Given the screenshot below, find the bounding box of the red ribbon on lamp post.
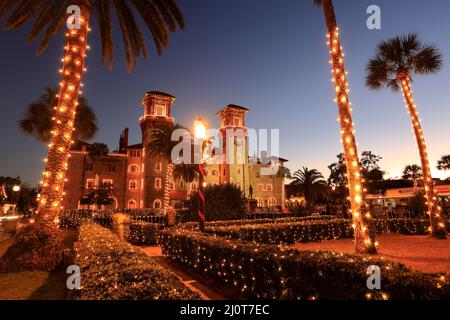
[195,118,207,232]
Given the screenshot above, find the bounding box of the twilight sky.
[1,0,449,185]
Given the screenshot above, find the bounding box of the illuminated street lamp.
[194,118,207,232]
[12,185,21,214]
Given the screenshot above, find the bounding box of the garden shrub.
[185,184,246,221]
[126,221,162,245]
[75,222,200,300]
[0,222,64,272]
[159,228,450,300]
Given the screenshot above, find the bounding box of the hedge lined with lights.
[125,221,162,246]
[75,223,200,300]
[204,219,450,244]
[159,228,450,300]
[206,219,352,244]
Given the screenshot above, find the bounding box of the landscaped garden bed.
[75,223,200,300]
[159,228,450,300]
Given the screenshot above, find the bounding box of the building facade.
[62,91,286,211]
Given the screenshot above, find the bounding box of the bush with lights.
[125,221,163,246]
[159,228,450,300]
[75,222,200,300]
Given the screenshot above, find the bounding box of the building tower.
[217,104,251,197]
[140,91,175,209]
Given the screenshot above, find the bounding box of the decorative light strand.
[327,27,377,253]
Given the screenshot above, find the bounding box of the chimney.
[119,128,129,152]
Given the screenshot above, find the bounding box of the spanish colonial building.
[62,91,287,210]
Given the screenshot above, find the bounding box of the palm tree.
[291,167,329,206]
[402,164,422,191]
[366,33,446,239]
[1,0,184,223]
[147,124,186,216]
[19,87,97,143]
[173,163,200,198]
[437,155,450,171]
[313,0,376,253]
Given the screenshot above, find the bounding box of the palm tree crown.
[366,33,443,91]
[19,87,97,143]
[437,155,450,171]
[147,124,186,161]
[0,0,185,70]
[291,167,329,205]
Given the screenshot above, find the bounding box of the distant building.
[63,91,287,210]
[367,185,450,207]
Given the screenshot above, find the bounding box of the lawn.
[0,227,76,300]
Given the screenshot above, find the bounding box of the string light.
[37,10,91,221]
[326,27,376,253]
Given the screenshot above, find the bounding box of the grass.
[0,227,77,300]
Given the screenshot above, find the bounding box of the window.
[128,200,136,209]
[103,179,113,187]
[129,150,141,157]
[233,117,241,127]
[86,179,95,189]
[257,184,264,192]
[129,164,139,173]
[155,104,165,116]
[108,164,116,172]
[86,163,93,171]
[268,197,277,207]
[256,198,264,207]
[266,184,273,192]
[192,182,198,190]
[212,169,219,176]
[155,178,162,189]
[155,162,162,172]
[237,168,241,175]
[129,180,137,190]
[153,199,162,209]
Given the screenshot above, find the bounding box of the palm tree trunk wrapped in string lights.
[38,5,91,223]
[315,0,377,253]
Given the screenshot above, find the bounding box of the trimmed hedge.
[206,219,352,244]
[159,228,450,300]
[126,222,162,246]
[75,223,200,300]
[203,219,450,244]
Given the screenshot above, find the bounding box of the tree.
[187,184,245,222]
[19,87,97,143]
[148,124,186,214]
[88,142,109,157]
[366,33,446,239]
[291,167,330,206]
[437,155,450,171]
[313,0,376,253]
[402,165,422,190]
[1,0,184,224]
[85,182,114,208]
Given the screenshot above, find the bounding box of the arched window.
[128,199,136,209]
[212,169,219,176]
[268,197,277,207]
[256,197,264,207]
[129,180,137,190]
[129,164,139,173]
[155,178,162,189]
[153,199,162,209]
[192,182,198,190]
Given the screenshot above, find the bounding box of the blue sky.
[1,0,450,184]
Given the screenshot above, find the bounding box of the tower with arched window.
[140,91,175,209]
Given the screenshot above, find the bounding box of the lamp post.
[194,118,207,232]
[12,185,21,214]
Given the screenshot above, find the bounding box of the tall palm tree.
[402,164,422,191]
[19,87,97,143]
[437,155,450,172]
[313,0,376,253]
[173,163,200,198]
[291,167,329,206]
[366,33,446,239]
[147,124,186,215]
[1,0,184,223]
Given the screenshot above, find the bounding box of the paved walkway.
[290,234,450,274]
[142,246,232,300]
